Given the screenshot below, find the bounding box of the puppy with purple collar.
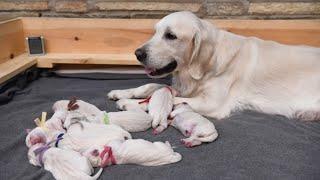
[169,103,218,147]
[28,143,103,180]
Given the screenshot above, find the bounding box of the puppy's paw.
[181,139,201,148]
[152,126,166,135]
[108,90,132,100]
[116,99,130,110]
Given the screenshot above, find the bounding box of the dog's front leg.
[174,97,231,120]
[108,83,165,100]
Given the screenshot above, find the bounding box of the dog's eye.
[164,32,177,40]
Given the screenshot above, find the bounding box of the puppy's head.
[27,143,44,166]
[135,11,215,79]
[25,127,47,148]
[82,145,115,167]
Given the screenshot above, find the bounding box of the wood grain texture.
[19,17,320,68]
[0,53,37,84]
[0,18,26,64]
[22,18,155,55]
[36,53,139,68]
[212,20,320,47]
[22,18,320,54]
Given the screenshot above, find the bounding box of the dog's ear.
[188,31,202,80]
[188,22,215,80]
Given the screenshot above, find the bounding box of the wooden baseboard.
[36,53,139,68]
[0,54,37,84]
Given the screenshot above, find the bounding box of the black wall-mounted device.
[26,36,45,55]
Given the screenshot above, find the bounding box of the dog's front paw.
[108,90,132,100]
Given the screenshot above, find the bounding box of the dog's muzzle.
[145,60,177,77]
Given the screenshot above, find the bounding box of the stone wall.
[0,0,319,20]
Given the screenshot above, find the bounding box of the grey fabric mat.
[0,73,319,180]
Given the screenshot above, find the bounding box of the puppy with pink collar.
[169,103,219,147]
[82,139,182,167]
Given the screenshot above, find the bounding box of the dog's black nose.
[135,48,147,62]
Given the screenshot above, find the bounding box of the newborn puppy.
[60,117,132,154]
[26,127,49,148]
[66,110,152,133]
[91,110,153,132]
[28,143,102,180]
[44,110,67,132]
[26,111,67,148]
[170,103,219,147]
[83,139,182,167]
[53,99,101,120]
[148,87,176,134]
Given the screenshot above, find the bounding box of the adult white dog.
[108,11,320,123]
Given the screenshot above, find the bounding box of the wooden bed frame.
[0,17,320,84]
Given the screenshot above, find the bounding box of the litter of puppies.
[25,86,218,179]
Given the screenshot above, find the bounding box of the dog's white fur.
[53,100,101,120]
[60,119,132,154]
[62,104,152,132]
[45,111,67,132]
[108,11,320,121]
[28,144,102,180]
[148,87,174,133]
[85,110,153,132]
[170,103,218,147]
[83,139,182,167]
[56,99,153,132]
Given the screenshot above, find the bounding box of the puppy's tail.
[169,152,182,164]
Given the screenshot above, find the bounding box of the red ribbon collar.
[100,146,116,167]
[138,86,174,104]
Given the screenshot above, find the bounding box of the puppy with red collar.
[82,139,182,167]
[169,103,219,147]
[148,87,177,134]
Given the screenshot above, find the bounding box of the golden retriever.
[108,11,320,123]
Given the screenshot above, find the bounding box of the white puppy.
[65,108,153,133]
[82,139,182,167]
[26,127,51,148]
[148,87,176,134]
[60,118,132,154]
[94,111,152,132]
[28,143,102,180]
[44,111,67,132]
[53,99,101,120]
[170,103,218,147]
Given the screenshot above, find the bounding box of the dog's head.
[135,11,218,79]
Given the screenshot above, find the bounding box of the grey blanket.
[0,73,319,180]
